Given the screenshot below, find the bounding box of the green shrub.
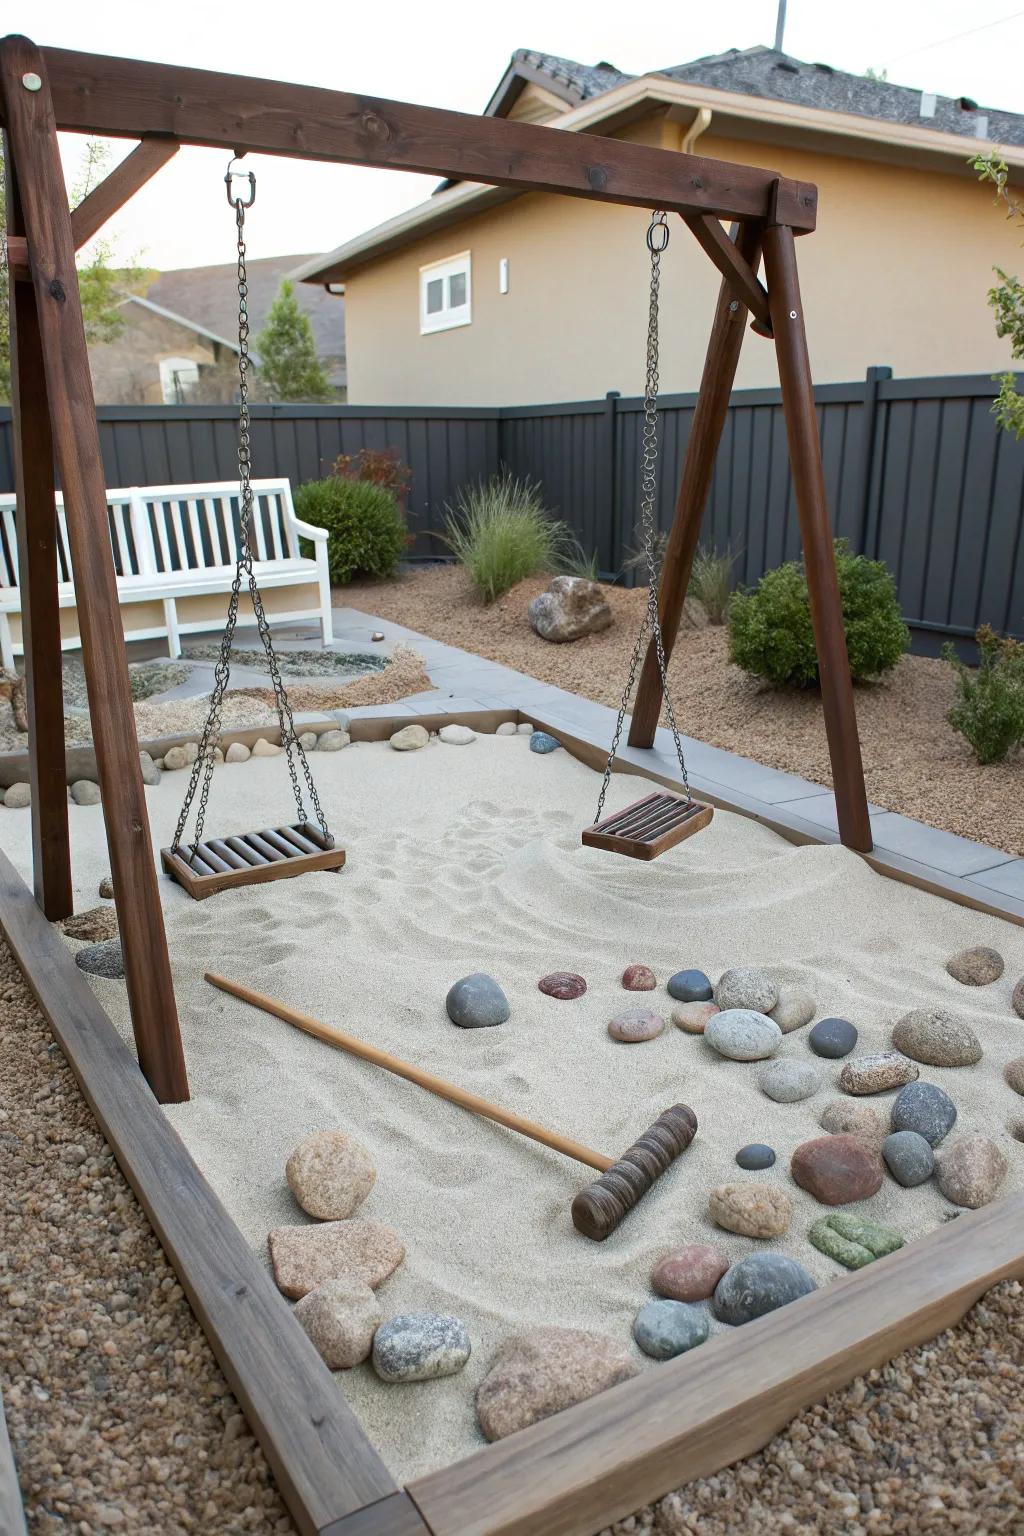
[294,477,407,584]
[943,625,1024,764]
[729,541,909,688]
[442,471,572,602]
[690,542,741,623]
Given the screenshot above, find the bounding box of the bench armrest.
[289,516,329,543]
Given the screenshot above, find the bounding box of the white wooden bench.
[0,478,333,671]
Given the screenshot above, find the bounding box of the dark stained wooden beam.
[0,34,190,1100]
[3,136,73,920]
[69,137,179,249]
[5,40,818,230]
[682,213,772,331]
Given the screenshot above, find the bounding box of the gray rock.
[390,724,429,752]
[890,1081,957,1146]
[4,782,30,808]
[714,967,779,1014]
[139,754,161,786]
[705,1009,782,1062]
[182,741,200,764]
[667,969,713,1003]
[759,1058,821,1103]
[712,1253,817,1327]
[98,875,114,900]
[162,746,189,771]
[496,721,517,736]
[809,1017,858,1059]
[770,988,816,1033]
[317,730,351,752]
[439,724,476,745]
[945,946,1004,986]
[632,1299,708,1361]
[225,742,251,763]
[69,779,101,805]
[372,1312,471,1382]
[527,575,613,643]
[882,1130,935,1187]
[735,1143,776,1170]
[74,937,124,979]
[446,973,510,1029]
[298,732,319,751]
[529,731,561,754]
[892,1009,982,1068]
[517,722,534,735]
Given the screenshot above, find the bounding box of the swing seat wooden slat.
[582,792,713,861]
[161,822,345,899]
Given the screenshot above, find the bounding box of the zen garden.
[1,18,1024,1536]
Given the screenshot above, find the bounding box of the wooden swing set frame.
[9,38,1015,1536]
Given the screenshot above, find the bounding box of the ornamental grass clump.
[690,543,741,624]
[729,541,908,688]
[293,478,408,584]
[443,472,573,603]
[944,625,1024,764]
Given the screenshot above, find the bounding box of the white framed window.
[159,355,200,404]
[419,251,472,335]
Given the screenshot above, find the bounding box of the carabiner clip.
[646,210,670,253]
[225,156,256,209]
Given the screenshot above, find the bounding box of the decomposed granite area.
[14,728,1021,1489]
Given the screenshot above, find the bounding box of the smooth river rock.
[446,973,510,1029]
[946,946,1004,986]
[607,1008,665,1043]
[3,782,30,808]
[293,1279,382,1370]
[529,731,562,754]
[538,971,587,1000]
[372,1312,471,1382]
[790,1134,884,1205]
[285,1130,376,1220]
[819,1100,887,1149]
[708,1182,793,1238]
[735,1142,777,1170]
[390,724,429,752]
[891,1008,983,1068]
[268,1219,405,1299]
[714,966,779,1015]
[651,1244,731,1302]
[759,1059,821,1103]
[251,737,282,758]
[666,969,713,1003]
[69,779,101,805]
[317,730,350,752]
[74,937,124,980]
[770,987,816,1033]
[671,1001,720,1034]
[935,1134,1009,1209]
[439,724,476,745]
[809,1212,904,1269]
[632,1299,708,1361]
[882,1130,935,1187]
[476,1326,638,1441]
[808,1017,858,1059]
[621,964,657,992]
[1004,1057,1024,1096]
[1013,978,1024,1021]
[225,742,251,763]
[712,1253,817,1326]
[890,1081,957,1146]
[838,1051,919,1096]
[705,1009,782,1062]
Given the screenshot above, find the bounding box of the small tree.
[974,153,1024,439]
[255,280,333,402]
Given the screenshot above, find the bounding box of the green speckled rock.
[809,1212,904,1270]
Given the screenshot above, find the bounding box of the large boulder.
[527,576,613,643]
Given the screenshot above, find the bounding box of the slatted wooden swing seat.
[582,791,714,860]
[161,821,345,900]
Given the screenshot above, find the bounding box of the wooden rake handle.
[204,972,614,1172]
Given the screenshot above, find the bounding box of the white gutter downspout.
[680,105,713,155]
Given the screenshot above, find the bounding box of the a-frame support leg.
[628,222,763,748]
[4,136,73,919]
[1,38,189,1101]
[762,223,872,852]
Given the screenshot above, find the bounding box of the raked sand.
[4,732,1024,1483]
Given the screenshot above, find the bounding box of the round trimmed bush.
[294,478,407,584]
[729,542,908,688]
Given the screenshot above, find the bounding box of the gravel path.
[2,931,1022,1533]
[343,567,1024,856]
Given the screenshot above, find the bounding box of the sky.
[9,0,1024,272]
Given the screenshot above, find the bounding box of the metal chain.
[171,163,332,857]
[592,210,692,826]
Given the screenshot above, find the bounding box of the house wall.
[341,113,1024,405]
[88,309,233,406]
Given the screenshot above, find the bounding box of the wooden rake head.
[571,1104,698,1241]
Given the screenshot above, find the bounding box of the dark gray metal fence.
[2,368,1022,641]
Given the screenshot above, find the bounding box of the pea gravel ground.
[343,566,1024,857]
[3,933,1023,1533]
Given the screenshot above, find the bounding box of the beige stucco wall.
[342,115,1023,405]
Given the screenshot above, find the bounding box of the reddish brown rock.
[538,972,587,1000]
[476,1326,637,1441]
[671,1001,720,1034]
[268,1219,404,1300]
[621,964,656,991]
[651,1244,731,1302]
[790,1134,884,1206]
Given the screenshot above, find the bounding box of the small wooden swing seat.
[161,822,345,900]
[582,792,713,861]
